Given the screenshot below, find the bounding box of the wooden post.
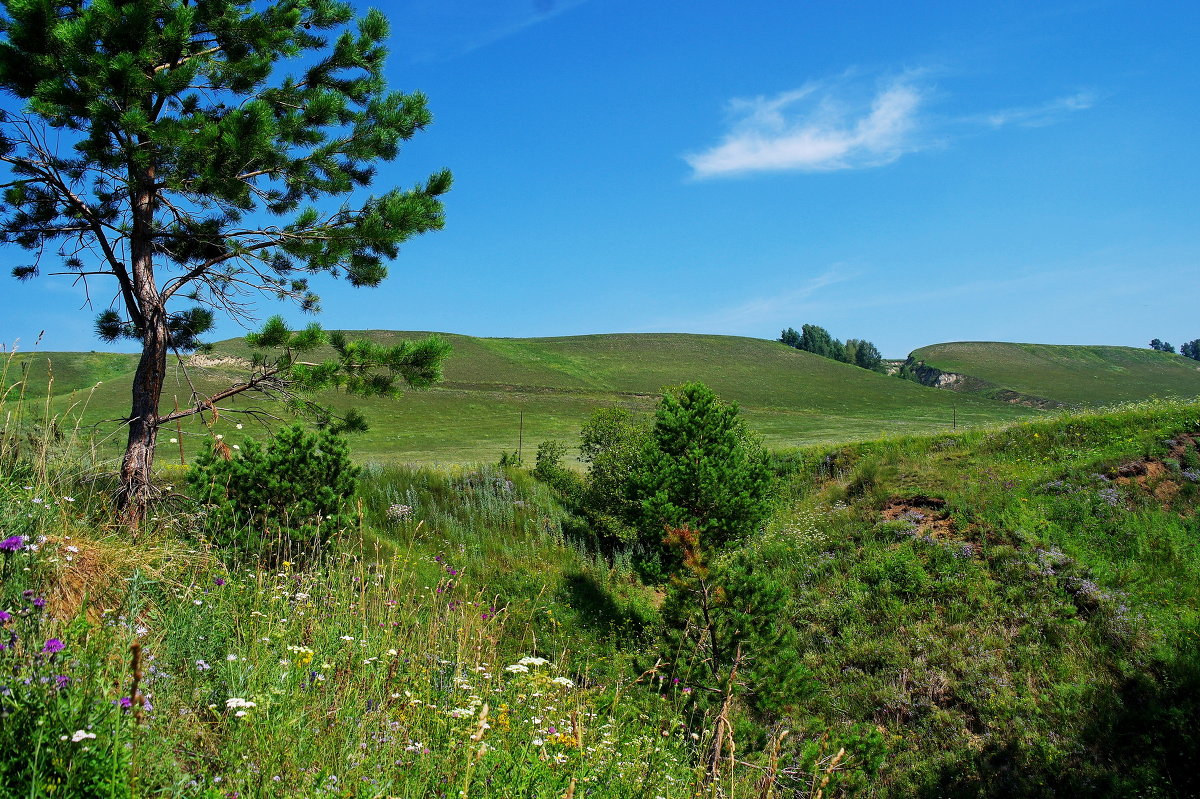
[518,410,524,465]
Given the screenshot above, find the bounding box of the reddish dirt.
[881,495,956,538]
[1112,433,1197,506]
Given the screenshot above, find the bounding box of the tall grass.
[1,370,706,797]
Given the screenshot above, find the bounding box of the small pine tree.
[660,526,814,769]
[629,383,772,572]
[188,424,359,561]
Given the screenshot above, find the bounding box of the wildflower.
[550,676,575,688]
[196,660,211,671]
[71,730,97,743]
[236,423,243,429]
[340,635,354,641]
[64,496,75,502]
[505,664,529,674]
[43,638,65,654]
[0,535,24,552]
[215,434,224,440]
[0,611,10,623]
[214,578,226,587]
[226,697,256,710]
[119,697,133,709]
[169,438,178,444]
[55,675,71,689]
[65,545,79,553]
[32,597,45,608]
[226,654,238,661]
[518,656,549,667]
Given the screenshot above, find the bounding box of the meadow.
[3,342,1200,797]
[908,342,1200,407]
[8,332,1038,465]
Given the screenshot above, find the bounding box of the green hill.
[9,332,1038,464]
[906,341,1200,407]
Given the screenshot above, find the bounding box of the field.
[908,341,1200,407]
[4,355,1199,796]
[9,332,1040,465]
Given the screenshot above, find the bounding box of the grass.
[12,331,1038,466]
[756,398,1200,796]
[5,341,1200,797]
[909,341,1200,407]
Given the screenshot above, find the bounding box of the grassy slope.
[765,399,1200,796]
[911,341,1200,406]
[14,333,1037,464]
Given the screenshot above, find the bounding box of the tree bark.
[117,152,161,526]
[117,310,167,525]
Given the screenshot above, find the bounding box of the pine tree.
[0,1,451,520]
[630,382,772,570]
[778,327,801,348]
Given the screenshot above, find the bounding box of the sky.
[1,0,1198,357]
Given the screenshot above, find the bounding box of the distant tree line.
[779,324,885,372]
[1151,338,1200,360]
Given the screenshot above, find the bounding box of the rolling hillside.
[7,332,1039,464]
[906,341,1200,407]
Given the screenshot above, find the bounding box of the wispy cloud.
[395,0,590,62]
[975,91,1097,128]
[648,267,855,334]
[685,75,926,179]
[685,73,1096,179]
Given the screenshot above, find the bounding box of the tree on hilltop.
[1150,339,1175,353]
[778,326,801,348]
[0,0,451,521]
[1180,340,1199,361]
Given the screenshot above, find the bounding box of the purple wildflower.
[119,696,133,708]
[0,611,11,623]
[42,638,65,654]
[0,535,24,553]
[55,675,71,689]
[32,597,45,609]
[214,577,226,587]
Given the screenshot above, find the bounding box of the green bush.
[187,424,359,560]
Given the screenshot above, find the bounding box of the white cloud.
[685,75,927,179]
[685,73,1097,179]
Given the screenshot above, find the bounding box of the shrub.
[187,424,359,560]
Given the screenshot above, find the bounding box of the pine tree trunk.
[117,309,167,525]
[117,158,162,526]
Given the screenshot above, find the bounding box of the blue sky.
[2,0,1198,357]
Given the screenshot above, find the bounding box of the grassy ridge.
[910,341,1200,407]
[746,398,1200,795]
[13,333,1038,465]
